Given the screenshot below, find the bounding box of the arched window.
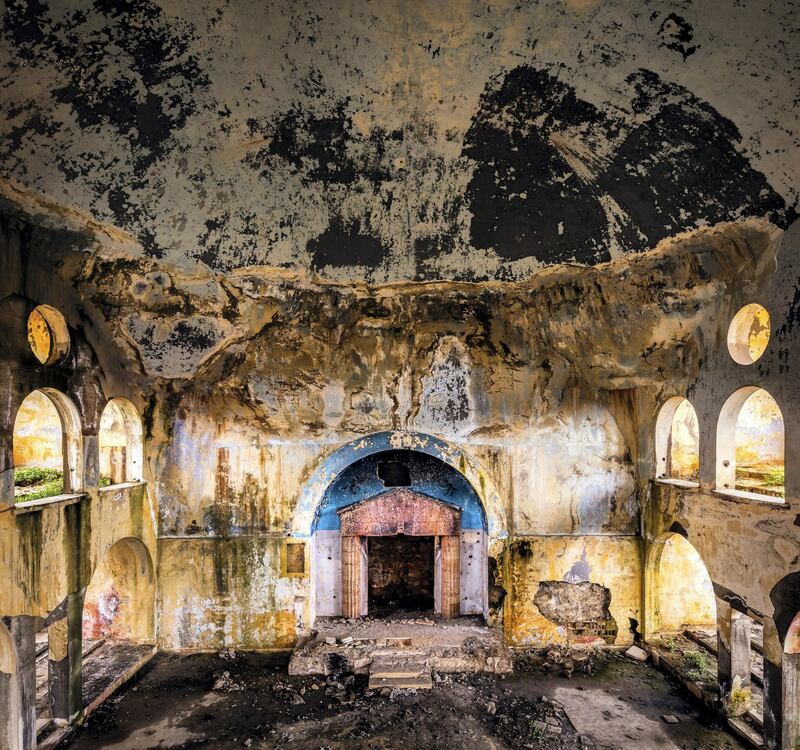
[655,397,700,482]
[98,398,143,486]
[12,389,82,501]
[716,387,784,501]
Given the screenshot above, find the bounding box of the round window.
[27,305,70,365]
[727,303,770,365]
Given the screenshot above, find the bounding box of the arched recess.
[12,388,83,500]
[655,397,700,482]
[83,538,155,644]
[98,398,144,486]
[295,432,505,624]
[0,619,22,750]
[645,532,717,636]
[716,387,784,500]
[293,431,506,543]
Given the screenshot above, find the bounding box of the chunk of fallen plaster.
[661,714,680,724]
[625,645,648,662]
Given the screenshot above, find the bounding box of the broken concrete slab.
[625,646,649,662]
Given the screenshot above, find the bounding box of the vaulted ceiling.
[1,0,797,282]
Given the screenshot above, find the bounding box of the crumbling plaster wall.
[0,0,797,282]
[1,184,787,651]
[0,215,158,628]
[641,219,800,629]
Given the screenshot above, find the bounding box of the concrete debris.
[213,671,244,692]
[624,646,649,662]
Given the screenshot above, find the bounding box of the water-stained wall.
[3,177,789,653]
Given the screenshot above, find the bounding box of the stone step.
[368,654,432,689]
[369,674,433,690]
[370,656,429,678]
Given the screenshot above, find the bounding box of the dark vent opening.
[377,460,411,487]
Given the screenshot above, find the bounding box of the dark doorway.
[368,535,434,616]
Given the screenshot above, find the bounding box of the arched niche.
[716,387,784,501]
[293,431,506,544]
[655,396,700,482]
[99,398,144,486]
[298,433,502,624]
[83,538,155,644]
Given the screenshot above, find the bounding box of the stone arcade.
[0,1,799,748]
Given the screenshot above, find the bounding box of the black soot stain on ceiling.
[2,0,209,172]
[306,216,389,270]
[463,65,796,266]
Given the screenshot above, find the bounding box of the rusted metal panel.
[338,489,461,537]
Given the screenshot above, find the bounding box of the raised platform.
[289,614,512,681]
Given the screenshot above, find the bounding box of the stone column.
[439,535,460,619]
[8,615,37,750]
[718,604,753,716]
[341,535,362,619]
[717,600,733,692]
[730,613,753,684]
[48,592,83,721]
[762,618,786,750]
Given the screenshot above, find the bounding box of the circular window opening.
[727,303,770,365]
[27,305,70,365]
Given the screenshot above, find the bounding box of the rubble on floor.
[63,649,746,750]
[289,614,512,677]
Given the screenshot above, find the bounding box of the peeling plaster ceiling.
[1,0,798,282]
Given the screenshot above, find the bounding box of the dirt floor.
[63,650,745,750]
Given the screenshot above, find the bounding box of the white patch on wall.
[313,531,342,617]
[460,530,487,615]
[416,337,474,437]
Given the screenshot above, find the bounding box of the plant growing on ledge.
[14,467,63,501]
[763,467,785,486]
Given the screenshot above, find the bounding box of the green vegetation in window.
[763,468,785,486]
[14,467,64,502]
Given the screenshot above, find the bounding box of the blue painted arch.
[313,449,487,532]
[292,431,507,546]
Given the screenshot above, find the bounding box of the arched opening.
[648,533,716,635]
[80,538,155,712]
[312,448,488,622]
[655,397,699,482]
[98,398,144,486]
[12,388,82,502]
[646,533,718,694]
[717,387,784,500]
[0,620,22,750]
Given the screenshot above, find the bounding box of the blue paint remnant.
[564,547,591,583]
[313,449,486,532]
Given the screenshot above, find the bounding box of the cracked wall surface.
[1,0,797,282]
[3,180,794,651]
